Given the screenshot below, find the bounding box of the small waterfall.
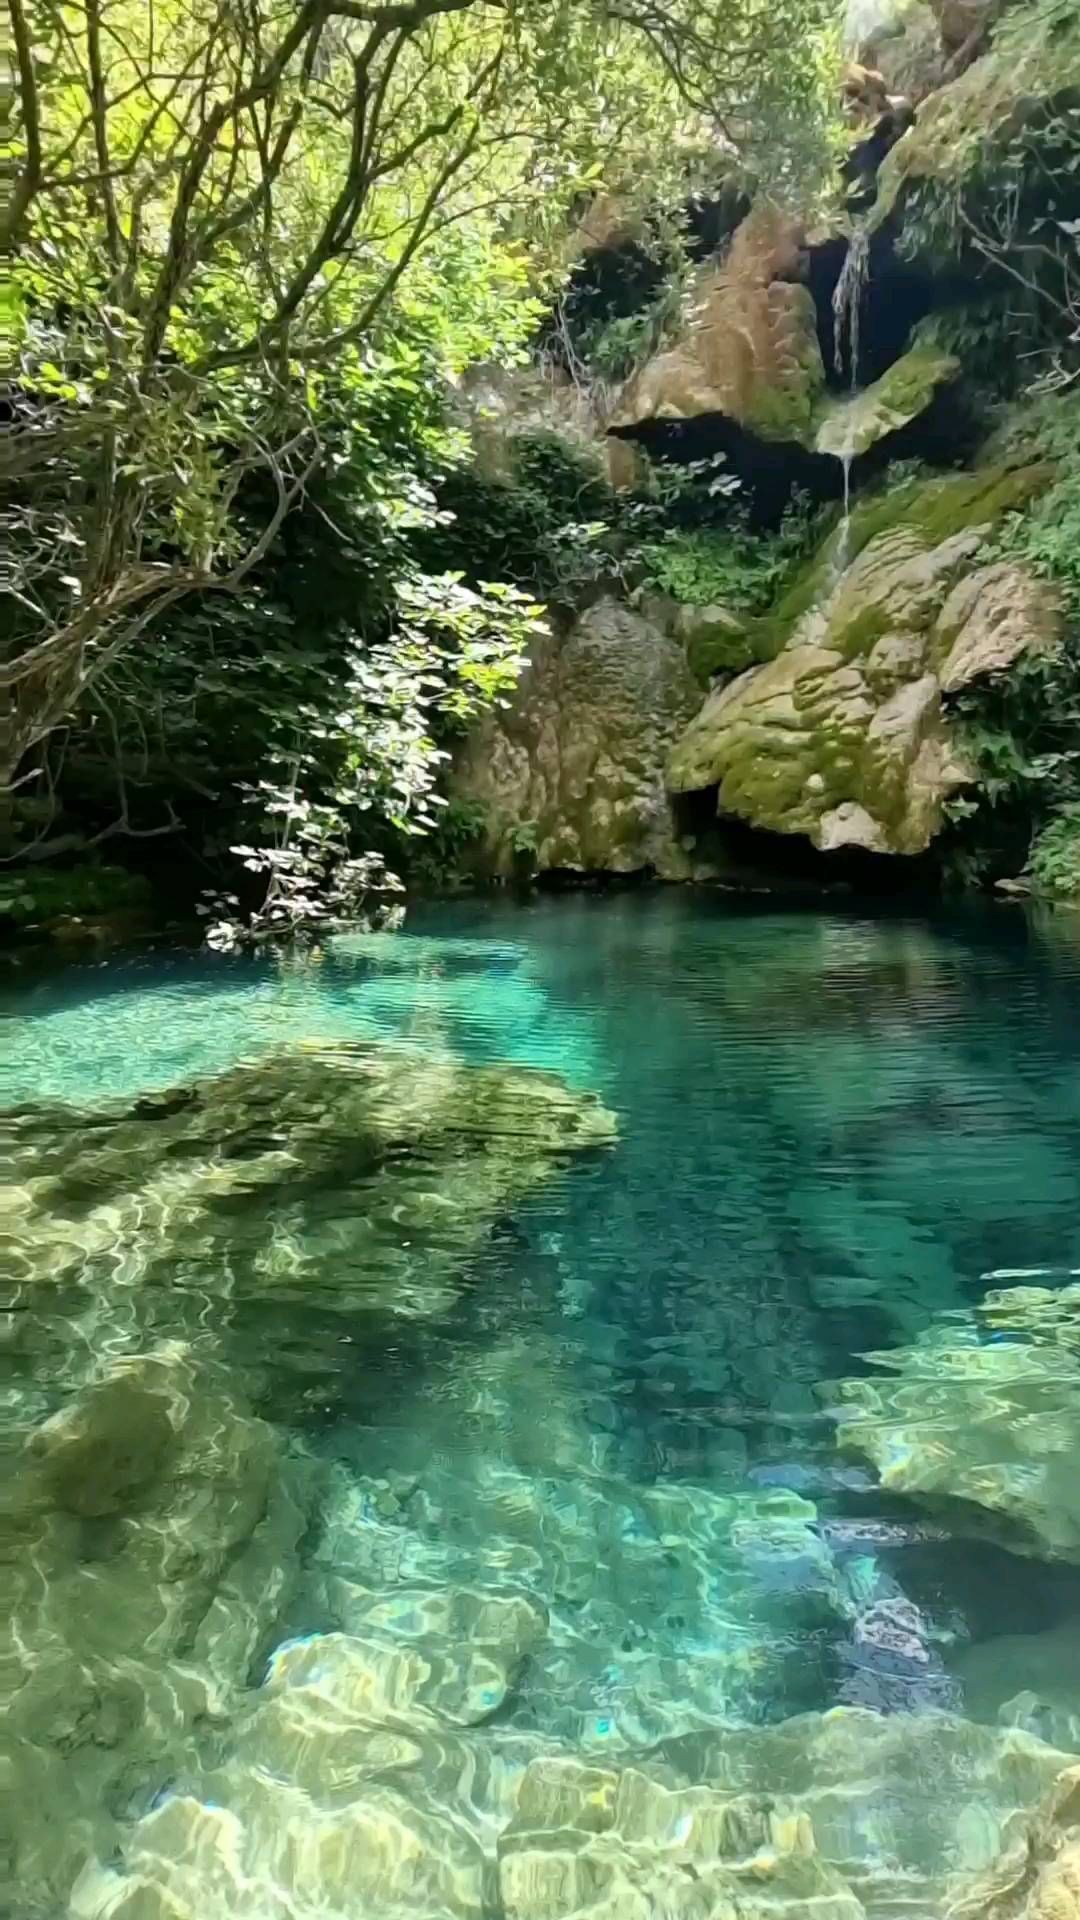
[832,223,870,386]
[836,447,854,576]
[830,224,870,576]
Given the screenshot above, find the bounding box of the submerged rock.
[667,466,1056,854]
[1,1042,614,1912]
[830,1283,1080,1562]
[500,1710,1080,1920]
[4,1041,615,1329]
[452,595,701,879]
[3,1344,314,1915]
[946,1764,1080,1919]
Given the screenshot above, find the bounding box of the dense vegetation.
[5,0,839,937]
[11,0,1080,928]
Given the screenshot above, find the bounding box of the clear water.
[9,891,1080,1917]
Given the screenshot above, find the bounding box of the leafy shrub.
[1028,806,1080,897]
[427,432,620,601]
[639,498,823,614]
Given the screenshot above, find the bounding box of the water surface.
[8,892,1080,1916]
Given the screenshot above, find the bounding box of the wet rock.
[26,1361,178,1518]
[815,347,960,458]
[452,596,701,879]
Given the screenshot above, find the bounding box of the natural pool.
[8,891,1080,1917]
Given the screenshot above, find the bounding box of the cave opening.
[672,795,948,897]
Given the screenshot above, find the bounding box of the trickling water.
[832,222,870,384]
[829,224,871,574]
[9,894,1080,1918]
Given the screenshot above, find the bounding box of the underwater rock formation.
[3,1343,315,1916]
[831,1281,1080,1562]
[452,595,701,879]
[4,1040,615,1333]
[946,1764,1080,1919]
[2,1040,616,1913]
[667,466,1057,854]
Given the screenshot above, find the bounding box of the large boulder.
[452,595,701,879]
[667,467,1057,855]
[611,206,826,445]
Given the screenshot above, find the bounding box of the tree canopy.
[3,0,838,909]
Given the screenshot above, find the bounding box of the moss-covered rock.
[815,347,961,458]
[871,0,1080,247]
[666,465,1056,854]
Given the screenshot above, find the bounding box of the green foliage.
[639,499,823,614]
[7,0,842,926]
[913,301,1037,398]
[426,431,626,601]
[572,271,689,384]
[408,799,489,889]
[1028,805,1080,897]
[945,390,1080,882]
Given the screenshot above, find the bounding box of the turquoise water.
[9,892,1080,1916]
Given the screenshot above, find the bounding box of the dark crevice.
[807,227,945,389]
[675,801,947,897]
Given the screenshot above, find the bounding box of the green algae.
[814,348,961,460]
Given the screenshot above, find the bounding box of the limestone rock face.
[667,468,1057,855]
[452,595,701,879]
[927,0,995,51]
[831,1282,1080,1562]
[815,347,960,458]
[457,362,641,491]
[611,206,825,444]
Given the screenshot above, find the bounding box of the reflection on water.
[8,893,1080,1916]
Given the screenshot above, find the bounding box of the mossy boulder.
[667,465,1056,855]
[815,347,961,458]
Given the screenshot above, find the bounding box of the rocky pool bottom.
[8,895,1080,1917]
